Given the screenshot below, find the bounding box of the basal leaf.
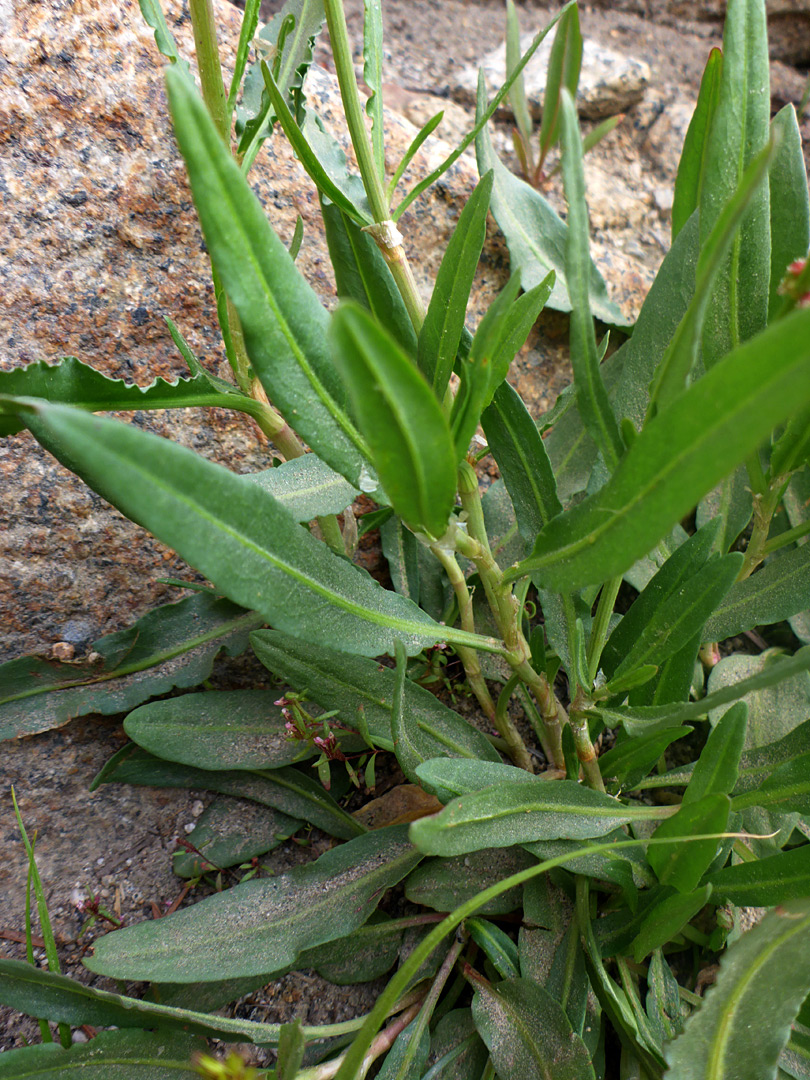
[138,0,191,74]
[124,690,311,771]
[330,304,457,538]
[417,170,493,395]
[647,794,730,893]
[86,825,421,982]
[732,754,810,816]
[165,65,372,486]
[380,515,421,602]
[250,629,500,762]
[404,848,535,915]
[475,76,628,326]
[597,727,690,790]
[0,593,261,741]
[362,0,385,178]
[665,898,810,1079]
[505,306,810,591]
[560,88,623,470]
[632,884,713,963]
[247,454,359,522]
[0,1031,202,1078]
[472,977,595,1080]
[538,3,582,164]
[14,400,487,658]
[707,650,810,751]
[428,1010,489,1080]
[699,0,771,367]
[672,48,723,240]
[467,919,521,980]
[408,778,664,857]
[704,543,810,641]
[94,746,357,839]
[683,702,747,805]
[173,796,297,877]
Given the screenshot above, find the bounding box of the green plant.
[2,0,810,1075]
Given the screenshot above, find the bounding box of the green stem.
[738,481,785,579]
[322,0,427,331]
[762,516,810,555]
[569,689,605,792]
[188,0,230,147]
[587,575,621,685]
[429,544,500,732]
[493,675,535,773]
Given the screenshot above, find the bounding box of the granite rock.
[453,34,652,120]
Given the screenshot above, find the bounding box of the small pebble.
[72,1031,89,1044]
[183,822,196,834]
[191,800,204,817]
[96,857,105,867]
[50,641,75,661]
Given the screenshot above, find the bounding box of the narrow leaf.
[707,844,810,907]
[330,303,457,538]
[247,454,359,522]
[506,0,533,149]
[0,593,261,741]
[472,977,595,1080]
[418,171,493,395]
[137,0,190,73]
[15,400,469,658]
[466,918,521,979]
[704,543,810,641]
[672,47,723,240]
[405,848,535,915]
[769,104,810,317]
[647,794,730,893]
[632,884,713,962]
[165,65,372,486]
[505,306,810,591]
[362,0,385,178]
[85,825,421,982]
[173,797,297,877]
[538,4,583,164]
[665,898,810,1079]
[0,1031,201,1079]
[683,702,747,804]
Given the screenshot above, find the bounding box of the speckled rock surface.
[453,34,652,120]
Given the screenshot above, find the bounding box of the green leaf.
[645,950,686,1044]
[560,88,623,470]
[320,198,417,357]
[647,794,730,893]
[226,0,261,118]
[672,47,723,240]
[700,0,771,367]
[173,796,298,877]
[0,1031,201,1078]
[428,1011,489,1080]
[769,105,810,317]
[137,0,191,74]
[123,690,311,770]
[707,845,810,907]
[612,553,742,684]
[277,1020,306,1080]
[236,0,326,167]
[475,76,628,326]
[0,357,271,438]
[95,746,360,839]
[467,918,521,979]
[0,593,261,741]
[732,754,810,815]
[733,718,810,796]
[506,0,533,149]
[380,515,421,602]
[632,883,713,963]
[665,898,810,1079]
[417,170,493,396]
[15,400,473,658]
[684,702,748,804]
[704,544,810,641]
[303,916,405,984]
[247,454,359,522]
[85,824,421,982]
[471,977,595,1080]
[597,727,690,789]
[250,630,501,762]
[482,381,562,539]
[165,66,372,487]
[707,650,810,751]
[362,0,385,178]
[330,304,457,537]
[376,1020,430,1080]
[408,777,664,856]
[538,4,582,165]
[404,848,535,915]
[505,306,810,591]
[525,830,655,891]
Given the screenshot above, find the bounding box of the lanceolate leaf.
[704,543,810,641]
[330,304,457,538]
[363,0,385,178]
[475,76,628,326]
[0,1030,201,1079]
[538,4,582,164]
[559,88,623,471]
[247,454,359,522]
[250,630,501,762]
[632,884,713,963]
[672,48,723,240]
[408,779,665,857]
[417,170,494,395]
[665,898,810,1079]
[0,593,261,741]
[137,0,191,74]
[173,797,297,877]
[86,825,422,982]
[683,702,747,804]
[0,357,263,438]
[769,105,810,317]
[505,306,810,591]
[123,690,312,770]
[165,66,371,487]
[472,977,595,1080]
[700,0,771,367]
[706,844,810,907]
[646,794,730,893]
[15,400,492,658]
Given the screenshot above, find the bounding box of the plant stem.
[188,0,230,147]
[587,575,621,685]
[429,544,499,728]
[322,0,427,331]
[738,479,787,579]
[762,516,810,555]
[569,687,605,792]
